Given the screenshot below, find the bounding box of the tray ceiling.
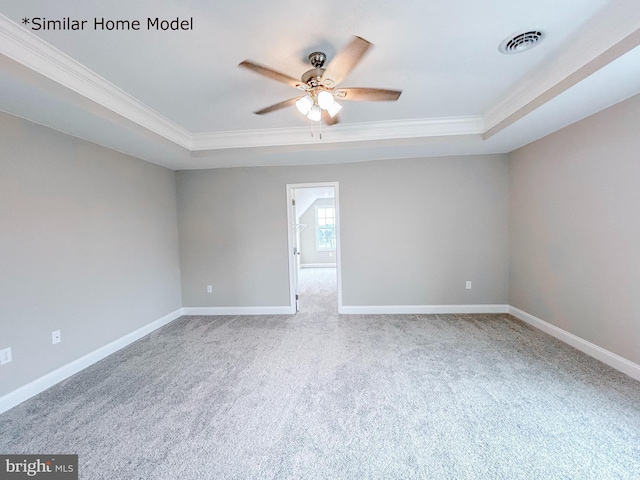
[1,0,639,169]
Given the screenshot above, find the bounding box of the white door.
[287,182,343,314]
[291,191,300,312]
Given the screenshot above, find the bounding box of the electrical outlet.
[206,285,213,294]
[0,347,12,365]
[52,330,61,345]
[466,281,472,290]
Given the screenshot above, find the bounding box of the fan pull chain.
[308,118,322,140]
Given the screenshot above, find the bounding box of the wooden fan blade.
[254,97,301,115]
[322,110,340,125]
[334,88,402,102]
[239,61,303,89]
[321,36,372,87]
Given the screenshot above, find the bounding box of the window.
[315,205,336,251]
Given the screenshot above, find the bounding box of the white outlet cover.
[52,330,61,344]
[466,281,472,289]
[0,347,12,365]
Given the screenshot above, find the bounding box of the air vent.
[499,30,544,54]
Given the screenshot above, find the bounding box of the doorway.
[286,182,342,314]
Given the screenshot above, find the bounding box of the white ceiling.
[294,187,335,221]
[1,0,639,170]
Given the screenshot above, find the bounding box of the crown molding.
[0,14,486,154]
[4,7,635,156]
[483,0,640,138]
[0,14,192,149]
[190,116,484,151]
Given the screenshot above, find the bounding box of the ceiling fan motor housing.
[301,52,329,87]
[301,68,326,87]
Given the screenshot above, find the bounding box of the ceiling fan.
[238,36,402,125]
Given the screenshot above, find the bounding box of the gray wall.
[176,154,509,308]
[0,113,183,395]
[300,198,336,266]
[509,93,640,365]
[4,88,637,398]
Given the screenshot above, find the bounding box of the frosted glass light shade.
[307,105,321,122]
[317,91,335,110]
[295,95,314,115]
[326,101,342,118]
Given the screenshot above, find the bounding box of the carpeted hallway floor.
[1,268,639,479]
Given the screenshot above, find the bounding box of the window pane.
[315,205,336,251]
[317,226,335,249]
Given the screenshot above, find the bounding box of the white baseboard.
[0,308,184,415]
[182,306,293,315]
[508,306,640,382]
[301,263,337,268]
[340,304,510,315]
[3,304,636,415]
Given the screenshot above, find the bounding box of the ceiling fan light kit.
[307,105,322,122]
[317,90,336,110]
[239,36,402,127]
[295,89,343,120]
[295,95,314,115]
[326,100,343,118]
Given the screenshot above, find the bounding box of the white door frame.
[286,182,343,314]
